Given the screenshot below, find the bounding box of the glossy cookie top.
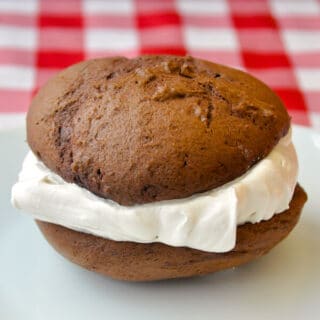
[27,55,290,205]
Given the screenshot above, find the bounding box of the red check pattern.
[0,0,319,130]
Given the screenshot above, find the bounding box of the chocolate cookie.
[27,56,290,205]
[36,185,307,281]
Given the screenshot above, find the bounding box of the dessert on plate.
[12,55,307,281]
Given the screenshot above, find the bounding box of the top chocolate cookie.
[27,55,290,205]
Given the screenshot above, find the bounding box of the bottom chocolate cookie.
[36,184,307,281]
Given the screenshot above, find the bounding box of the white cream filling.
[11,129,298,253]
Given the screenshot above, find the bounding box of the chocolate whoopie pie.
[12,56,307,281]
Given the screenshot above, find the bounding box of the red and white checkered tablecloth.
[0,0,319,130]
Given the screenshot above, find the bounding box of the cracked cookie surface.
[27,55,290,205]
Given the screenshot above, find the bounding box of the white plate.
[1,125,319,320]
